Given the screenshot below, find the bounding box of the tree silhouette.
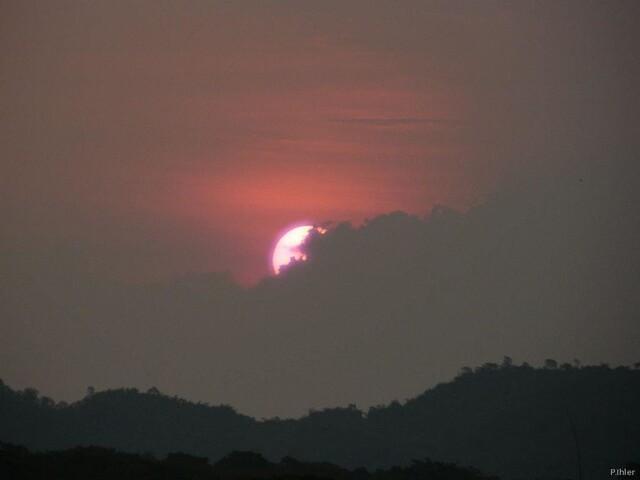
[1,362,639,480]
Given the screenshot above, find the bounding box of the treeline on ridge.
[0,443,499,480]
[1,360,639,480]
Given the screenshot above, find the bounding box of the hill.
[0,443,498,480]
[1,362,639,479]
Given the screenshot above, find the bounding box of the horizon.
[3,358,636,420]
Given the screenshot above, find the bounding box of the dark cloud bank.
[1,149,639,419]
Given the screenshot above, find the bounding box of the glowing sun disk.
[272,225,324,275]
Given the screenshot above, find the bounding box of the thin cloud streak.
[328,118,466,126]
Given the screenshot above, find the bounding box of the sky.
[1,1,639,418]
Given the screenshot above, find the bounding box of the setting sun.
[272,225,325,275]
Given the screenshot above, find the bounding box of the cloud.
[2,152,638,419]
[328,118,466,127]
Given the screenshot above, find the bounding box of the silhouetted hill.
[0,443,499,480]
[2,362,639,479]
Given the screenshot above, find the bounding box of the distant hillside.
[2,362,639,480]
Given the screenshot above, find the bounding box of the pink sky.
[2,1,634,285]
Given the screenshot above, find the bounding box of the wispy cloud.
[328,118,466,126]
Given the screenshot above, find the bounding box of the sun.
[271,225,325,275]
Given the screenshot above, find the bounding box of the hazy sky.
[1,1,639,418]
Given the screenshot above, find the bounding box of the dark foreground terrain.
[2,362,639,479]
[0,443,500,480]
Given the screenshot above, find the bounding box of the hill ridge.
[2,361,639,480]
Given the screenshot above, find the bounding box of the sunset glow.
[3,0,637,429]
